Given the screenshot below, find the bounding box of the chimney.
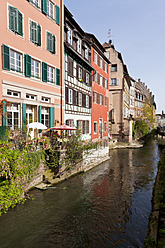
[162,110,164,115]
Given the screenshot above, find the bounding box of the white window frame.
[47,65,54,83]
[79,92,82,106]
[67,27,72,45]
[78,67,82,80]
[26,105,35,125]
[31,58,40,79]
[47,0,54,19]
[68,89,73,104]
[77,38,81,54]
[105,63,107,73]
[111,78,117,85]
[86,73,89,84]
[94,52,97,65]
[10,49,22,73]
[100,75,103,87]
[26,94,36,101]
[94,121,97,134]
[7,103,20,130]
[41,96,50,103]
[41,107,49,127]
[7,90,20,98]
[105,78,107,89]
[30,0,40,8]
[95,72,97,82]
[86,95,89,108]
[100,58,103,69]
[85,46,88,60]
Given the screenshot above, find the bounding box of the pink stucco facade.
[0,0,64,131]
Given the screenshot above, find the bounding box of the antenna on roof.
[108,29,112,44]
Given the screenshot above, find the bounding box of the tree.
[142,97,156,129]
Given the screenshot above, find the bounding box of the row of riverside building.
[0,1,156,141]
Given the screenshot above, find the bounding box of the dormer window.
[77,38,81,54]
[67,27,72,45]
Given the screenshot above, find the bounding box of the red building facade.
[85,34,110,140]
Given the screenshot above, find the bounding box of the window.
[66,119,74,136]
[41,96,50,102]
[86,73,89,85]
[47,31,55,54]
[26,105,34,125]
[10,49,22,73]
[95,72,97,82]
[77,120,82,132]
[86,95,89,108]
[41,107,49,127]
[68,89,73,104]
[94,92,97,103]
[100,76,103,87]
[105,78,107,89]
[86,120,89,134]
[94,122,97,134]
[105,96,107,106]
[30,20,41,46]
[100,58,103,69]
[82,120,86,134]
[8,5,23,36]
[104,122,107,132]
[78,67,82,80]
[31,58,40,79]
[111,78,117,85]
[7,103,20,130]
[47,65,54,83]
[47,0,54,19]
[42,62,60,85]
[67,27,72,45]
[30,0,40,8]
[100,95,103,105]
[94,52,97,65]
[85,46,88,60]
[79,92,82,106]
[68,57,73,76]
[111,64,117,72]
[26,94,36,100]
[105,63,107,73]
[7,90,20,98]
[77,38,81,54]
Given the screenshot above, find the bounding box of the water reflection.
[0,140,160,248]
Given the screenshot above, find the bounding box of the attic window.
[111,64,117,72]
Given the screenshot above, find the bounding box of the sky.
[64,0,165,113]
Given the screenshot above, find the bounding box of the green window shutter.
[42,62,47,82]
[3,44,10,70]
[2,101,7,127]
[47,32,50,51]
[53,35,55,54]
[17,10,23,36]
[22,103,26,128]
[49,107,55,128]
[38,105,42,123]
[56,68,60,86]
[9,6,17,32]
[41,0,47,15]
[24,54,31,77]
[56,5,60,25]
[37,24,41,46]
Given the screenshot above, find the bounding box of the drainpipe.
[60,0,63,124]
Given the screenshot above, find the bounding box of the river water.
[0,139,160,248]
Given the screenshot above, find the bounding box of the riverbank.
[144,145,165,248]
[109,139,143,150]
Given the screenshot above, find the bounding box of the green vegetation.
[0,140,45,216]
[133,119,150,139]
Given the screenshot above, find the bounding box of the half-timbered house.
[64,6,94,140]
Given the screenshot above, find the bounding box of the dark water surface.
[0,140,160,248]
